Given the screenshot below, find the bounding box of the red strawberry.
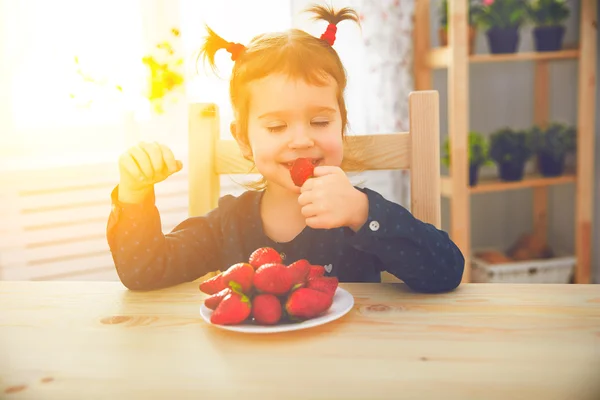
[252,294,282,325]
[307,265,326,280]
[287,259,311,286]
[290,158,315,187]
[307,276,339,297]
[285,288,334,319]
[210,291,252,325]
[199,273,226,295]
[221,263,255,294]
[204,287,232,310]
[253,263,294,295]
[248,247,282,270]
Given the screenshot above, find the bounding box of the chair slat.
[342,133,411,171]
[189,103,221,218]
[215,140,256,174]
[408,91,441,228]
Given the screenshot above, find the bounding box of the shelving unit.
[427,48,580,68]
[440,173,577,196]
[413,0,597,283]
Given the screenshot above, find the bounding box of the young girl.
[106,4,465,293]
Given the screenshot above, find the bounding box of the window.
[0,0,293,166]
[1,0,145,164]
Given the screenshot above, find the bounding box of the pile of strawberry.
[199,247,338,326]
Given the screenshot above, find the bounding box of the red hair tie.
[320,23,337,46]
[226,42,246,61]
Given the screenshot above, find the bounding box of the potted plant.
[438,0,479,54]
[441,131,491,186]
[526,0,571,52]
[489,127,533,181]
[530,122,576,176]
[472,0,529,54]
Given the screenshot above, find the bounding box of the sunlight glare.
[9,0,145,130]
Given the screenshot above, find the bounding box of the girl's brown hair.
[198,3,362,190]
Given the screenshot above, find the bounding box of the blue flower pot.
[538,153,565,177]
[486,27,520,54]
[498,161,525,181]
[469,164,479,186]
[533,26,565,52]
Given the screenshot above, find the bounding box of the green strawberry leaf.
[291,283,304,291]
[229,281,244,294]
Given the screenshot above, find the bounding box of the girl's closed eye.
[266,120,329,132]
[312,119,330,128]
[266,124,287,133]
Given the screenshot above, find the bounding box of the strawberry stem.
[229,281,243,294]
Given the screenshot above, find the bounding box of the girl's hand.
[297,166,369,231]
[117,141,182,204]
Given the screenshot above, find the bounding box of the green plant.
[471,0,529,30]
[442,131,491,167]
[439,0,449,28]
[489,127,534,165]
[530,122,576,160]
[526,0,571,26]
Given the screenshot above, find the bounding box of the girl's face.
[238,73,344,194]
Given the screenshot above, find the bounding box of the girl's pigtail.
[198,25,246,74]
[304,4,360,46]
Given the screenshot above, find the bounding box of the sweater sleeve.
[106,185,224,291]
[346,187,465,293]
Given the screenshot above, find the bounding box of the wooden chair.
[188,90,441,283]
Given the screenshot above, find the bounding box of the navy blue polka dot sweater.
[106,185,465,293]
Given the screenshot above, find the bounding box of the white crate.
[471,249,576,284]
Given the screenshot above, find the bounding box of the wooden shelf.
[415,0,596,284]
[470,49,579,64]
[441,174,575,197]
[427,48,450,68]
[427,48,580,69]
[470,173,576,193]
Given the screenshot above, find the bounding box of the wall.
[432,0,598,282]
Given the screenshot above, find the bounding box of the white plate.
[199,287,354,333]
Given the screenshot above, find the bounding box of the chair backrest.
[188,90,441,282]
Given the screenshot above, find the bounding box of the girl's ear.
[230,121,252,160]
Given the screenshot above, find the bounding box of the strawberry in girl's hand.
[285,288,334,319]
[290,158,315,187]
[287,259,311,286]
[211,291,252,325]
[307,264,326,280]
[253,263,294,295]
[199,273,226,295]
[204,287,232,310]
[252,294,282,325]
[221,263,255,294]
[248,247,282,270]
[307,276,339,297]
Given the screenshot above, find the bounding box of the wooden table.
[1,281,599,400]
